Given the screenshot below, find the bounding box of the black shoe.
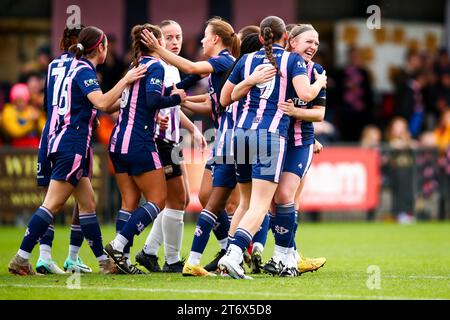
[162,260,184,273]
[204,249,227,272]
[279,266,299,277]
[128,264,147,274]
[135,250,161,272]
[104,243,132,274]
[263,258,284,276]
[251,248,263,274]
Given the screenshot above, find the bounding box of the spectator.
[335,46,374,142]
[0,83,44,148]
[19,46,51,83]
[360,124,381,148]
[96,34,126,92]
[394,69,428,138]
[360,125,382,221]
[434,108,450,153]
[416,131,439,220]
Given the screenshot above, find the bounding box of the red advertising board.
[299,147,381,211]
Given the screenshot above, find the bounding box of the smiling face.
[162,23,183,55]
[200,25,218,57]
[289,29,319,63]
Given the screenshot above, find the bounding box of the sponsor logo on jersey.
[149,78,163,87]
[84,78,99,87]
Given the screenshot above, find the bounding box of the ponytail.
[262,27,281,76]
[68,26,106,59]
[260,16,286,77]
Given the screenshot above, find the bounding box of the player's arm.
[278,101,325,122]
[88,65,147,113]
[141,29,214,75]
[180,110,207,151]
[186,94,209,103]
[181,98,212,117]
[292,69,326,102]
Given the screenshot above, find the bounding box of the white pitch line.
[0,284,447,300]
[383,275,450,280]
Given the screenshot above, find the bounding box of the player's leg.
[266,172,300,277]
[35,151,66,274]
[204,186,240,272]
[219,178,278,279]
[114,172,141,268]
[107,168,166,274]
[161,174,186,272]
[73,177,116,274]
[184,185,233,276]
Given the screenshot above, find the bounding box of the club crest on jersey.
[84,78,99,87]
[297,61,307,68]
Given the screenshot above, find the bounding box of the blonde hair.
[286,24,316,51]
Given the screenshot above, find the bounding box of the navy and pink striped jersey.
[287,62,326,147]
[39,52,78,151]
[228,44,308,137]
[109,56,180,154]
[47,58,100,157]
[208,49,235,129]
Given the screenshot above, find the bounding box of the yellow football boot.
[182,262,217,277]
[298,256,326,274]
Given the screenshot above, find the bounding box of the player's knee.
[77,198,96,213]
[198,191,209,208]
[225,201,238,215]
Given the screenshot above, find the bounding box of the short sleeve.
[146,63,165,95]
[227,57,245,85]
[75,68,101,96]
[207,55,231,74]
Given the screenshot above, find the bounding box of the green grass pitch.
[0,221,449,300]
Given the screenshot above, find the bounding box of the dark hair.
[59,25,85,51]
[260,16,286,76]
[238,25,260,40]
[206,17,240,58]
[68,26,106,59]
[217,33,262,113]
[285,23,298,34]
[130,24,163,68]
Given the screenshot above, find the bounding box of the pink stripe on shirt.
[121,60,156,154]
[269,51,289,133]
[237,52,256,128]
